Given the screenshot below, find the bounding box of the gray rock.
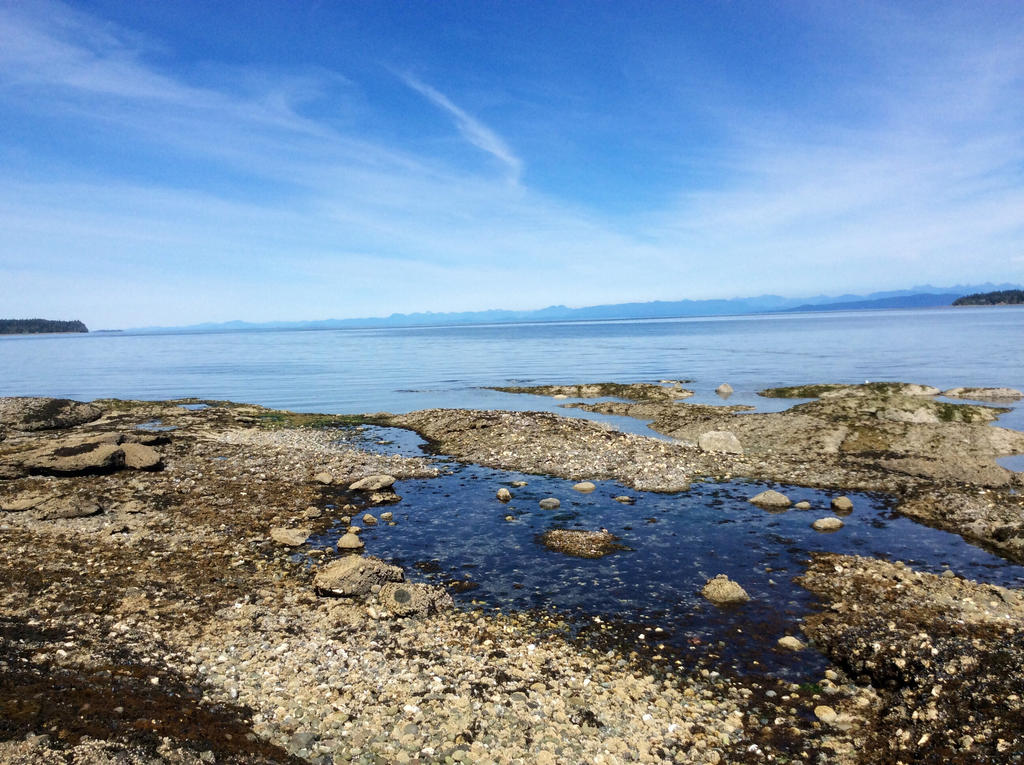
[812,516,844,532]
[613,495,635,504]
[830,496,854,514]
[748,490,791,509]
[511,481,528,487]
[698,430,743,454]
[368,490,401,505]
[496,488,512,502]
[380,511,393,522]
[362,513,378,525]
[349,474,396,491]
[314,471,334,485]
[270,527,311,546]
[572,481,596,493]
[701,574,750,605]
[715,383,734,397]
[313,555,403,597]
[538,498,561,510]
[794,501,812,510]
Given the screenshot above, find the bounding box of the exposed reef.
[2,389,1023,763]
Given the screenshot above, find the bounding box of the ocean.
[2,306,1022,424]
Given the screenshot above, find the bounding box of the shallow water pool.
[312,426,1024,680]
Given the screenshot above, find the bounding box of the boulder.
[0,397,102,432]
[0,492,49,512]
[349,474,396,491]
[270,527,311,546]
[572,481,596,493]
[378,582,453,617]
[33,498,103,520]
[830,496,854,514]
[511,481,528,487]
[613,495,635,504]
[16,434,164,477]
[715,383,734,397]
[362,513,378,525]
[698,430,743,454]
[538,498,561,510]
[496,488,512,502]
[336,532,364,551]
[314,471,334,485]
[313,555,402,597]
[794,501,812,510]
[25,442,125,476]
[748,490,791,510]
[812,516,844,532]
[121,443,162,470]
[367,490,401,505]
[380,511,393,522]
[701,575,750,605]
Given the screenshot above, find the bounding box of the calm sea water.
[2,306,1022,422]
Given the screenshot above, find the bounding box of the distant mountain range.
[132,282,1023,333]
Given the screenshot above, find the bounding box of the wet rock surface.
[800,553,1024,763]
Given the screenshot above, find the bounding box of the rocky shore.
[2,386,1023,763]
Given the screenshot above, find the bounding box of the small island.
[953,289,1024,306]
[0,319,88,335]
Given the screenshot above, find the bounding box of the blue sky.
[1,1,1022,327]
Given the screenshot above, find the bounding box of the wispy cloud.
[0,1,1022,328]
[401,73,523,183]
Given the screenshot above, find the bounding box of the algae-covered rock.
[378,582,453,617]
[540,528,622,558]
[701,574,750,605]
[0,397,103,432]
